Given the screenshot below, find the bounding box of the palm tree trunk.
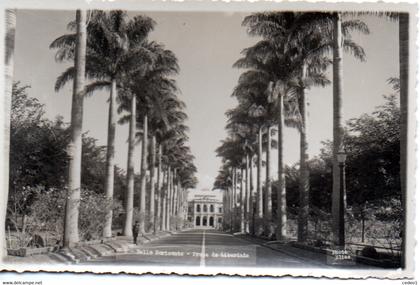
[166,167,171,231]
[149,135,156,233]
[257,128,263,219]
[249,156,255,234]
[399,12,409,269]
[230,178,234,231]
[172,169,177,217]
[332,12,345,246]
[264,126,272,234]
[168,169,172,228]
[231,167,236,231]
[177,187,182,229]
[103,78,117,238]
[178,183,183,227]
[161,168,167,231]
[240,167,245,233]
[276,92,287,241]
[298,66,309,243]
[123,93,136,236]
[64,10,86,247]
[173,172,178,229]
[245,155,250,233]
[156,143,162,232]
[139,114,148,234]
[233,167,237,230]
[172,170,177,229]
[2,9,16,258]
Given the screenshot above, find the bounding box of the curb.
[56,231,182,263]
[234,234,330,267]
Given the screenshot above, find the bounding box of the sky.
[13,10,399,190]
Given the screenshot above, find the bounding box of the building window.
[218,207,222,213]
[209,216,214,227]
[203,204,208,212]
[196,216,201,226]
[196,204,201,212]
[210,204,214,212]
[203,216,208,226]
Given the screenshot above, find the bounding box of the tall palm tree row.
[51,10,197,244]
[51,11,158,238]
[215,11,368,243]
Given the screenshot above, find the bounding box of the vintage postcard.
[0,0,417,281]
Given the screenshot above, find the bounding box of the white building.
[187,189,224,229]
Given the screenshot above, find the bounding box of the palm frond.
[343,38,367,62]
[54,66,75,92]
[85,80,111,97]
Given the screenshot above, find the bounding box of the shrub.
[314,239,325,248]
[78,189,113,241]
[27,187,113,245]
[361,246,379,259]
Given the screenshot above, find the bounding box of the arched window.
[196,216,201,226]
[203,204,208,212]
[196,204,201,212]
[209,216,214,227]
[210,204,214,212]
[203,216,207,226]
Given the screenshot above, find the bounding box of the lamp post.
[336,149,347,247]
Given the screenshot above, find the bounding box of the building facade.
[187,191,223,229]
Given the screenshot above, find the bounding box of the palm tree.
[152,100,187,231]
[216,134,253,232]
[149,133,157,232]
[241,11,368,242]
[118,43,180,234]
[160,126,191,230]
[233,39,302,240]
[158,126,188,231]
[398,12,409,268]
[139,113,148,234]
[65,10,87,247]
[293,11,368,245]
[122,87,136,237]
[168,144,195,229]
[366,12,408,264]
[151,104,186,231]
[377,13,409,265]
[145,49,180,232]
[230,69,278,235]
[214,164,233,229]
[215,138,244,231]
[171,148,196,228]
[2,9,17,257]
[50,11,156,238]
[328,12,368,246]
[225,105,264,233]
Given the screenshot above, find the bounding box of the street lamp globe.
[337,150,347,164]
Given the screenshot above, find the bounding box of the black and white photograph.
[0,0,417,282]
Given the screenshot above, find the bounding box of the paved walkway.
[82,229,313,267]
[5,230,375,268]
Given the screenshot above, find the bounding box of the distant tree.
[9,82,69,192]
[8,82,127,240]
[345,94,400,205]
